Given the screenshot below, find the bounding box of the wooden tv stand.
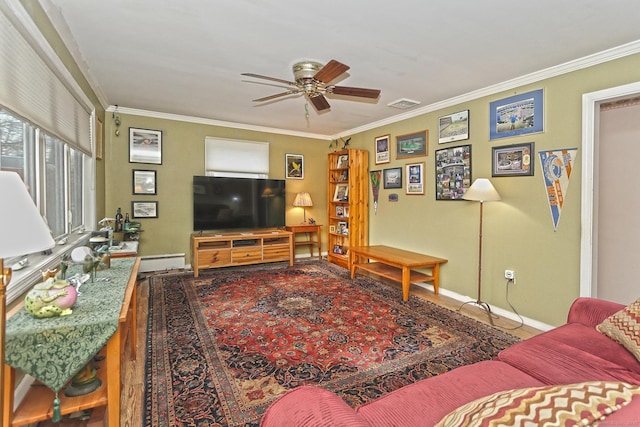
[191,229,294,276]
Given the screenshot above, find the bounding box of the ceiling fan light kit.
[242,59,380,112]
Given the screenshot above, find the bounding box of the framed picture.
[438,110,469,144]
[329,225,336,233]
[95,118,103,160]
[333,183,349,201]
[492,142,535,177]
[490,89,544,140]
[383,167,402,189]
[337,221,349,235]
[335,205,345,217]
[336,154,349,168]
[396,130,428,159]
[406,162,425,195]
[285,153,304,179]
[374,134,390,164]
[132,169,157,195]
[129,127,162,164]
[435,144,472,200]
[132,201,158,218]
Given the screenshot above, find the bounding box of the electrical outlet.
[504,269,516,283]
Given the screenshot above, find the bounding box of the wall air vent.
[387,98,421,109]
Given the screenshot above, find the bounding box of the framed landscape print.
[132,201,158,218]
[438,110,469,144]
[492,142,534,177]
[406,162,425,195]
[129,127,162,164]
[132,169,157,195]
[396,130,428,159]
[489,89,543,140]
[374,134,390,164]
[285,153,304,179]
[435,144,472,200]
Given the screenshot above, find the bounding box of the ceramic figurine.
[24,277,77,318]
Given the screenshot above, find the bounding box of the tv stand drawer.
[198,249,231,268]
[231,247,262,263]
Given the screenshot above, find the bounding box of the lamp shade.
[0,171,55,258]
[293,192,313,207]
[463,178,501,202]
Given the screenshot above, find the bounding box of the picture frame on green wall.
[129,127,162,164]
[285,153,304,179]
[489,89,543,140]
[435,144,472,200]
[492,142,535,177]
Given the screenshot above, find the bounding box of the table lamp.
[293,192,313,224]
[459,178,501,324]
[0,171,55,422]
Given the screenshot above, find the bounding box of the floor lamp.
[293,192,313,224]
[0,171,55,423]
[460,178,501,325]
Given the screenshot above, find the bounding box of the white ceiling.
[41,0,640,139]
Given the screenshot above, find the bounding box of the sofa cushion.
[597,297,640,363]
[434,381,640,427]
[498,323,640,385]
[355,360,543,427]
[260,386,370,427]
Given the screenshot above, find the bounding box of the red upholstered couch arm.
[566,297,625,328]
[260,386,370,427]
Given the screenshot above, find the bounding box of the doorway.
[581,82,640,302]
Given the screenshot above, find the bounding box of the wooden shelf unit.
[327,149,369,269]
[191,229,293,276]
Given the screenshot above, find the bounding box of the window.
[1,107,88,241]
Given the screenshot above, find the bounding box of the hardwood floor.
[37,264,541,426]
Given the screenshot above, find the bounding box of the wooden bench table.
[349,245,448,301]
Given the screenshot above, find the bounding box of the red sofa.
[260,297,640,426]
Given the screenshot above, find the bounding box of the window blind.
[205,137,270,177]
[0,2,92,155]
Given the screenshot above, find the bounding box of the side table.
[286,224,322,261]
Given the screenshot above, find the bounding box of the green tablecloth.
[5,258,136,392]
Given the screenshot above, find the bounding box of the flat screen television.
[193,176,286,231]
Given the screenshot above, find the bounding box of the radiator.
[139,253,186,272]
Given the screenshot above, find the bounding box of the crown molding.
[331,39,640,140]
[106,106,333,140]
[104,39,640,141]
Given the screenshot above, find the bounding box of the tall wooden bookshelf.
[327,149,369,269]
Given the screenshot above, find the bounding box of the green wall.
[103,115,329,260]
[343,54,640,326]
[102,54,640,327]
[23,0,640,326]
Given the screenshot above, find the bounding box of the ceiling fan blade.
[313,59,350,83]
[329,85,381,99]
[241,73,298,87]
[253,90,301,102]
[309,93,331,111]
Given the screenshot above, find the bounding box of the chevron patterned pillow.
[435,381,640,427]
[597,297,640,362]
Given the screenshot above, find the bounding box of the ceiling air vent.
[387,98,421,109]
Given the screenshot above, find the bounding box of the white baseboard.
[415,283,554,332]
[140,253,185,272]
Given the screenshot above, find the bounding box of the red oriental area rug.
[144,261,519,426]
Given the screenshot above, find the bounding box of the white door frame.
[580,81,640,297]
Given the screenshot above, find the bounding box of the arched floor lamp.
[459,178,501,325]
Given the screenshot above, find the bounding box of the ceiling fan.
[241,59,381,112]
